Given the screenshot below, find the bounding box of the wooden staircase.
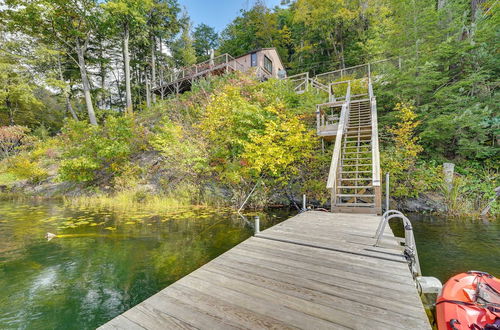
[335,99,378,213]
[286,69,383,215]
[324,80,382,215]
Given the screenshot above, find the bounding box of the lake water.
[0,201,498,329]
[0,200,293,329]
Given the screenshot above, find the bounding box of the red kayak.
[437,271,500,330]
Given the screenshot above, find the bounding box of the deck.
[99,211,430,329]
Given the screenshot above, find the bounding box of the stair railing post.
[254,216,260,235]
[386,173,390,211]
[316,105,321,134]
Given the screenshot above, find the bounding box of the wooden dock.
[99,211,430,329]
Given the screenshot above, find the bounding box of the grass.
[64,188,196,213]
[0,172,18,186]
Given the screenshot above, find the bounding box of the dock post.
[254,216,260,235]
[302,194,307,211]
[385,173,390,211]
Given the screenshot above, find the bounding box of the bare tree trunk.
[123,22,133,114]
[76,38,97,126]
[471,0,486,21]
[151,35,156,103]
[6,98,15,125]
[145,73,151,108]
[57,55,78,120]
[99,38,106,109]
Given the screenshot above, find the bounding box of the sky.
[178,0,283,32]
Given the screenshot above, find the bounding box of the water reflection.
[391,213,500,282]
[0,201,293,329]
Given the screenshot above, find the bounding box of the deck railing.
[286,72,309,93]
[155,53,246,89]
[316,101,343,136]
[315,57,401,85]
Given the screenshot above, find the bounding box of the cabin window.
[251,53,257,67]
[264,55,273,73]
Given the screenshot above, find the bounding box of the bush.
[0,125,31,158]
[7,154,48,183]
[59,117,144,184]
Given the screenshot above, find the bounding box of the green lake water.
[0,201,498,329]
[0,200,293,329]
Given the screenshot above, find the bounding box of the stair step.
[343,151,371,154]
[339,186,373,189]
[343,146,370,149]
[340,178,372,181]
[341,164,372,167]
[341,170,372,173]
[336,203,375,207]
[348,125,372,128]
[344,135,372,138]
[338,194,375,198]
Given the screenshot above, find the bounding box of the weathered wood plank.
[206,260,427,326]
[99,211,431,330]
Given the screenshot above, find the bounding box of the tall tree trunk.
[123,22,133,114]
[76,38,98,126]
[145,73,151,108]
[57,55,78,120]
[151,35,156,103]
[6,98,15,125]
[471,0,486,22]
[99,38,106,109]
[159,36,164,98]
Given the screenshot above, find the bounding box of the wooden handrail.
[326,81,351,191]
[369,79,381,188]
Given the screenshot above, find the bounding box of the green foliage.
[7,154,48,183]
[0,47,43,126]
[149,117,208,175]
[198,76,318,186]
[219,3,289,63]
[382,103,427,197]
[243,115,316,180]
[172,19,197,66]
[193,23,218,59]
[59,117,142,183]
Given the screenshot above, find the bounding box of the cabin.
[231,48,287,80]
[152,48,286,98]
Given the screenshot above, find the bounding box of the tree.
[103,0,154,114]
[0,47,43,126]
[4,0,100,125]
[147,0,182,103]
[219,3,286,58]
[193,24,218,59]
[172,18,197,67]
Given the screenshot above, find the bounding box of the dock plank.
[99,211,431,330]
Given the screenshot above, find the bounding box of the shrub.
[0,125,31,158]
[7,154,48,183]
[382,102,426,197]
[59,117,144,184]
